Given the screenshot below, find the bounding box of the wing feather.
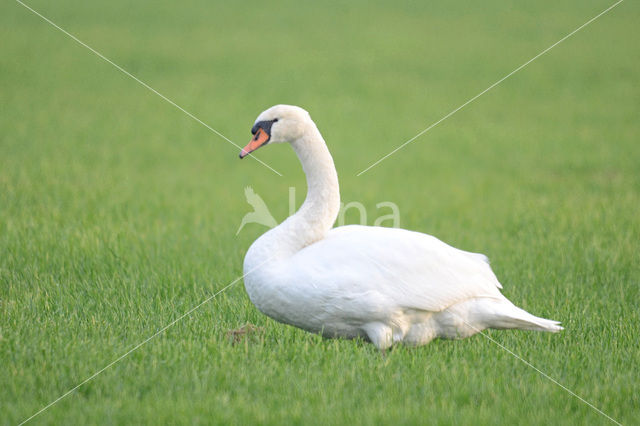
[288,225,504,313]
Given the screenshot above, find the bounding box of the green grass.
[1,0,639,424]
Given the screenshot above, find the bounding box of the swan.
[239,105,562,350]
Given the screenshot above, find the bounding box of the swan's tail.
[471,299,563,333]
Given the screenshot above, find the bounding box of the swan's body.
[240,105,562,349]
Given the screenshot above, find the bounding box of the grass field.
[1,0,639,424]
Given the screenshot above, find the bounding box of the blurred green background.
[1,0,638,424]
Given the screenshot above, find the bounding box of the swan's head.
[239,105,311,158]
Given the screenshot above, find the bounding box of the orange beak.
[239,128,270,159]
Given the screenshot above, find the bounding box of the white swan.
[239,105,562,350]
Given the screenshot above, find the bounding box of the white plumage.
[240,105,562,349]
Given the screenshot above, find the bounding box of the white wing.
[287,225,505,313]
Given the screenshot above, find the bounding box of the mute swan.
[239,105,562,350]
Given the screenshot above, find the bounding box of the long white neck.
[257,121,340,258]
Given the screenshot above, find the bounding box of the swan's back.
[288,225,505,314]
